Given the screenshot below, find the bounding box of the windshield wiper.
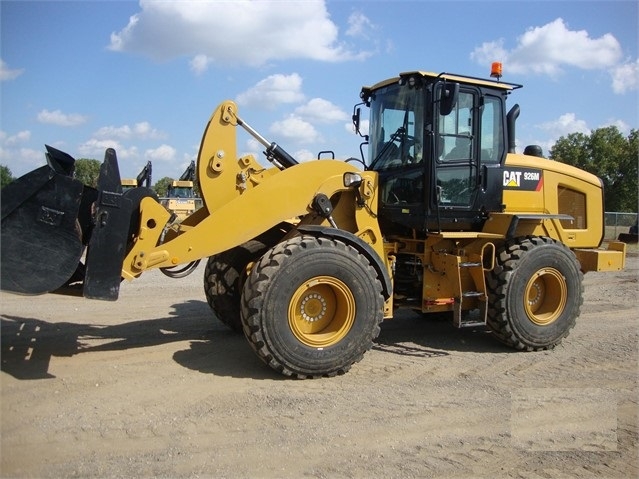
[370,126,406,170]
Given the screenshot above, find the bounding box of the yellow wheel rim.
[288,276,356,348]
[524,267,567,326]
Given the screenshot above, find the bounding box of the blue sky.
[1,0,637,182]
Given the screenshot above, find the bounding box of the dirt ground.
[1,252,637,479]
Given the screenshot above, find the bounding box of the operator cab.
[355,71,522,235]
[168,185,194,198]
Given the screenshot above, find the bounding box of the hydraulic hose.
[160,260,201,278]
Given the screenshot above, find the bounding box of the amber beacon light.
[490,62,502,80]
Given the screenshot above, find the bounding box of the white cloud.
[611,59,639,94]
[538,113,590,137]
[346,12,374,38]
[0,59,24,81]
[1,130,31,146]
[77,138,138,160]
[108,1,365,67]
[0,146,43,171]
[18,147,44,162]
[190,54,212,75]
[292,149,316,162]
[245,138,262,155]
[145,144,176,162]
[600,118,631,134]
[37,109,88,127]
[94,125,132,139]
[94,121,164,140]
[78,138,121,155]
[270,115,321,144]
[294,98,348,123]
[236,73,305,109]
[133,121,163,138]
[470,39,509,66]
[182,150,197,165]
[472,18,622,77]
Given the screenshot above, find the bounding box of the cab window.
[479,96,504,164]
[438,91,474,161]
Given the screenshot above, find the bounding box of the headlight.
[343,172,363,188]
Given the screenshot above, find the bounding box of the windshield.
[368,83,424,171]
[169,187,193,198]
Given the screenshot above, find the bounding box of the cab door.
[432,86,506,231]
[435,88,479,211]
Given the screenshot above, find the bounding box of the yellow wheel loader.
[162,160,198,222]
[121,160,152,192]
[1,69,626,378]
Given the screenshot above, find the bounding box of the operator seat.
[445,136,471,160]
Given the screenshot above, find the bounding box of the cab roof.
[365,70,523,92]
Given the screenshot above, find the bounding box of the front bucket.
[2,146,155,300]
[1,160,88,295]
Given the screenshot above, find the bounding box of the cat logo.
[503,170,522,187]
[503,169,543,191]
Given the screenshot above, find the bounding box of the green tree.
[74,158,102,188]
[550,127,638,212]
[154,176,174,197]
[1,164,14,188]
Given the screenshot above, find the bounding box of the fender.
[296,224,392,300]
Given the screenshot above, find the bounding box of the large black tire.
[240,235,385,378]
[203,240,269,332]
[486,236,584,351]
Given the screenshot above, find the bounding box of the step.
[458,320,487,328]
[462,291,485,298]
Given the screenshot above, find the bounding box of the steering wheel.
[396,135,420,163]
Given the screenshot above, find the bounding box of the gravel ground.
[1,252,637,478]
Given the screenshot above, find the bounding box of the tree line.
[548,127,637,213]
[1,126,637,212]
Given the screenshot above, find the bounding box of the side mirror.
[352,107,361,132]
[352,105,363,136]
[352,103,368,140]
[439,82,459,116]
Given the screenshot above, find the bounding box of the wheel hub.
[300,293,327,322]
[524,267,567,326]
[527,282,543,307]
[288,276,355,348]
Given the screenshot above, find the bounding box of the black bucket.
[1,146,145,300]
[1,152,90,295]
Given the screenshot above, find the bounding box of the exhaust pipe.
[506,104,520,154]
